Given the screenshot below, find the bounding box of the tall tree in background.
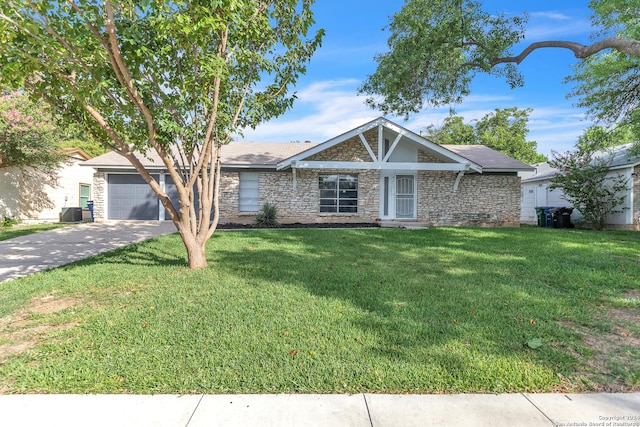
[0,0,323,269]
[424,108,546,164]
[575,125,636,153]
[567,1,640,144]
[0,90,63,170]
[424,116,475,145]
[359,0,640,139]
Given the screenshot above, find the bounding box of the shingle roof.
[441,145,534,171]
[222,141,318,166]
[82,142,319,169]
[83,141,533,172]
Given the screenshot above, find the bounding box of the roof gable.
[277,117,483,172]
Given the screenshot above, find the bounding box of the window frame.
[239,172,260,213]
[79,183,91,209]
[318,174,358,214]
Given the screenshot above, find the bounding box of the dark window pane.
[320,189,337,199]
[339,206,358,213]
[340,190,357,199]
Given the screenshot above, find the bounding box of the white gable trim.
[277,117,482,173]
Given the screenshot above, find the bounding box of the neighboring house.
[0,148,94,223]
[82,117,533,226]
[520,143,640,229]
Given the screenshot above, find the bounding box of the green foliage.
[526,338,543,350]
[575,125,636,153]
[1,215,18,228]
[549,147,629,230]
[359,0,526,116]
[0,91,63,169]
[254,202,280,228]
[360,0,640,128]
[0,0,324,268]
[1,228,639,393]
[425,108,546,164]
[424,116,476,145]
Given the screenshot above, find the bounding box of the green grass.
[0,227,638,394]
[0,223,68,241]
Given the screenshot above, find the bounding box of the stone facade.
[308,134,374,162]
[92,172,106,221]
[220,169,379,224]
[417,172,521,226]
[218,140,521,226]
[90,138,523,228]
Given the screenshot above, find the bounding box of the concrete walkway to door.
[0,221,176,283]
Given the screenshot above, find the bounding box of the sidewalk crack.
[185,394,205,427]
[521,393,556,426]
[362,393,374,427]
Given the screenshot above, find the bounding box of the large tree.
[0,1,323,269]
[359,0,640,129]
[425,108,547,164]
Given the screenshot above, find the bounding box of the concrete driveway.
[0,222,176,283]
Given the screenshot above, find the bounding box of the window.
[79,184,91,209]
[319,174,358,213]
[239,172,260,212]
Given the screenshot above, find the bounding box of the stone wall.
[92,172,106,222]
[308,134,374,162]
[218,169,521,227]
[219,170,379,224]
[417,172,521,227]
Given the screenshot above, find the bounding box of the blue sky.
[240,1,595,157]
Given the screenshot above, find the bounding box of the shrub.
[254,203,280,228]
[2,215,18,228]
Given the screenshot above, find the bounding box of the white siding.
[520,167,634,226]
[0,155,96,223]
[0,168,21,219]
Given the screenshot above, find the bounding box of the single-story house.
[520,143,640,229]
[83,117,533,226]
[0,148,94,223]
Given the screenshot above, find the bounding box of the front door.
[380,172,416,220]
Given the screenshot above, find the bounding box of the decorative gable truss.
[276,117,482,191]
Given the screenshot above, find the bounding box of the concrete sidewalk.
[0,393,638,426]
[0,221,176,283]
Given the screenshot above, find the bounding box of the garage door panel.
[108,174,159,220]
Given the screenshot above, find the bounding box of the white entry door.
[380,172,416,220]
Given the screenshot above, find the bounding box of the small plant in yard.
[254,203,280,228]
[2,215,18,228]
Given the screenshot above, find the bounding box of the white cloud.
[238,79,592,156]
[529,11,571,21]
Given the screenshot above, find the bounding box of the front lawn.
[0,227,638,394]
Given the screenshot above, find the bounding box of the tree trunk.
[176,224,208,269]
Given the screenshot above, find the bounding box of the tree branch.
[490,37,640,67]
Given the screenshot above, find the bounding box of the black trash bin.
[558,207,574,228]
[550,208,561,228]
